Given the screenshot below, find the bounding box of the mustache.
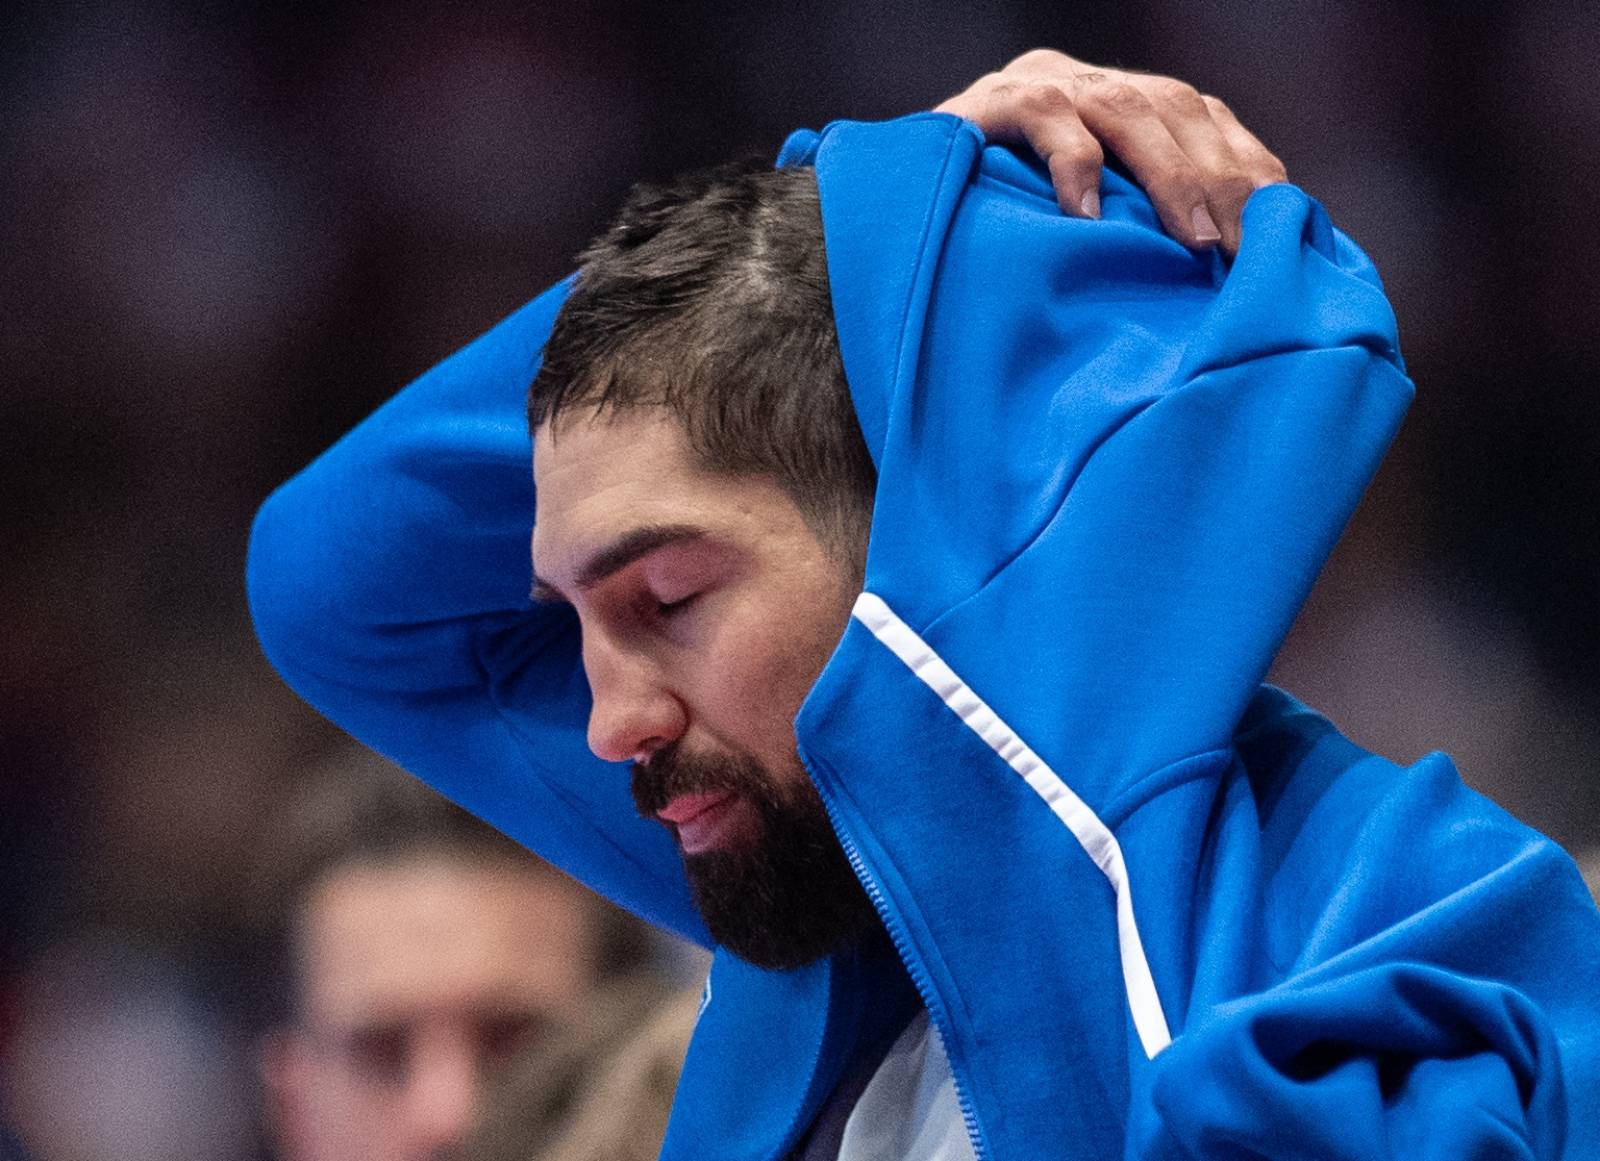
[630,743,772,818]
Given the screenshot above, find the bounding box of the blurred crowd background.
[2,1,1597,1158]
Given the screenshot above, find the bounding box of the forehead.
[534,408,698,527]
[532,409,787,573]
[295,855,598,1023]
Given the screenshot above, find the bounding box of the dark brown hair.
[528,158,875,570]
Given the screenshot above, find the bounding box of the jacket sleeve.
[246,282,706,943]
[1141,960,1576,1160]
[1131,732,1600,1161]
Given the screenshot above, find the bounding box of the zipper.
[809,764,991,1161]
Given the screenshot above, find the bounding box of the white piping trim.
[851,591,1172,1059]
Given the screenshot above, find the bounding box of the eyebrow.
[530,523,708,604]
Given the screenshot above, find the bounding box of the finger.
[990,47,1096,83]
[1198,96,1288,254]
[1070,77,1221,248]
[933,49,1098,120]
[1128,77,1256,255]
[933,70,995,118]
[963,80,1106,218]
[1202,95,1288,190]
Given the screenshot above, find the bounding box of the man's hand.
[937,49,1287,255]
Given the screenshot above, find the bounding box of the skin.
[261,855,602,1161]
[532,409,859,846]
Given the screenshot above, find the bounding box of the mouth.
[656,791,746,855]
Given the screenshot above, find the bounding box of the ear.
[258,1029,313,1161]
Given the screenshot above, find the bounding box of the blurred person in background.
[254,745,653,1161]
[463,975,700,1161]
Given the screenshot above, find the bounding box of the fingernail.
[1079,189,1101,219]
[1191,204,1222,245]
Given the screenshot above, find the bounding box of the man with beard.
[249,50,1600,1160]
[626,744,877,973]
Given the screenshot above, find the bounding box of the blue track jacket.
[248,115,1600,1159]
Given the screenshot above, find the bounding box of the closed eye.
[656,593,699,617]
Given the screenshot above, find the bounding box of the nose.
[400,1024,481,1156]
[583,634,686,764]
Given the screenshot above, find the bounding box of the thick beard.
[632,744,880,970]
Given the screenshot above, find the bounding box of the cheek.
[706,591,850,731]
[300,1062,375,1139]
